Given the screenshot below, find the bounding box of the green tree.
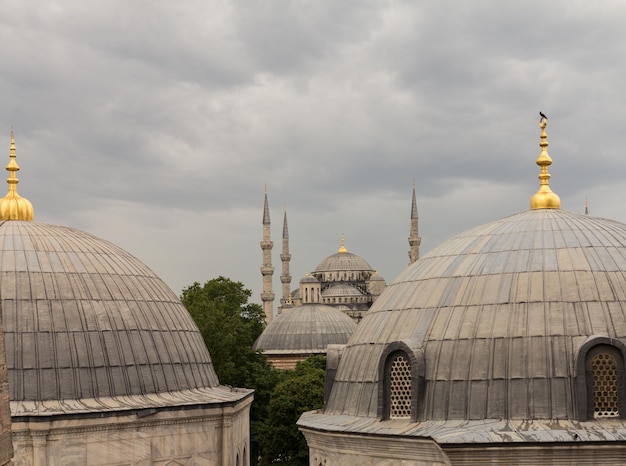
[258,356,326,466]
[181,276,285,464]
[181,276,266,387]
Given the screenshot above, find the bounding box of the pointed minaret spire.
[260,187,275,322]
[408,179,421,264]
[585,197,589,215]
[263,184,271,225]
[530,115,560,210]
[0,129,34,221]
[279,203,292,312]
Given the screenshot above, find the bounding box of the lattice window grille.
[389,353,412,419]
[592,352,620,418]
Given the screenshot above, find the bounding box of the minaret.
[585,198,589,215]
[408,180,421,264]
[0,130,34,221]
[279,204,292,312]
[530,114,560,209]
[260,187,275,323]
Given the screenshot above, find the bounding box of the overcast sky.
[3,1,626,312]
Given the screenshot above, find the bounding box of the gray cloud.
[1,1,626,302]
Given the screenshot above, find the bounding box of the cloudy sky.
[3,1,626,310]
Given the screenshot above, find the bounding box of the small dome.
[0,220,223,413]
[368,271,385,282]
[253,303,356,354]
[314,251,373,273]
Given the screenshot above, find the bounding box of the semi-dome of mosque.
[321,283,365,299]
[0,132,252,466]
[253,303,356,369]
[299,117,626,465]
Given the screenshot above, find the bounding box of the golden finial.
[0,130,34,221]
[530,113,560,210]
[338,233,347,253]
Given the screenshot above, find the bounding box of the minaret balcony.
[260,266,274,275]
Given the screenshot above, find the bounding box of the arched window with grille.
[587,345,625,419]
[387,352,412,418]
[576,337,626,420]
[378,340,425,421]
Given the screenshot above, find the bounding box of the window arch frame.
[575,336,626,420]
[378,339,425,422]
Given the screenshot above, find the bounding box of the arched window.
[386,351,412,419]
[378,340,424,421]
[586,345,625,419]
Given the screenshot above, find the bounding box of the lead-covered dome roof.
[325,209,626,420]
[0,221,234,414]
[253,303,356,354]
[314,252,373,273]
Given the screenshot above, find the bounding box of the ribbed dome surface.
[0,221,219,404]
[253,303,357,353]
[314,252,373,273]
[325,209,626,420]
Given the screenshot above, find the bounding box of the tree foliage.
[257,356,326,466]
[181,276,266,387]
[181,276,286,464]
[181,278,326,466]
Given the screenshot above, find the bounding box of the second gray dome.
[253,303,357,354]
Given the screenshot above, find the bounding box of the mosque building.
[298,117,626,465]
[256,184,420,369]
[0,131,252,466]
[259,183,422,324]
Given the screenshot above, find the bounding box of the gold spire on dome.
[338,233,347,253]
[530,115,560,210]
[0,130,34,221]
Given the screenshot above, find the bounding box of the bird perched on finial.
[539,111,547,120]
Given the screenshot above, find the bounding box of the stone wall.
[11,396,252,466]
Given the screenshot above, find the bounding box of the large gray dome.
[324,209,626,421]
[0,221,222,411]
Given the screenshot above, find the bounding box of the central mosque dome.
[314,235,374,275]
